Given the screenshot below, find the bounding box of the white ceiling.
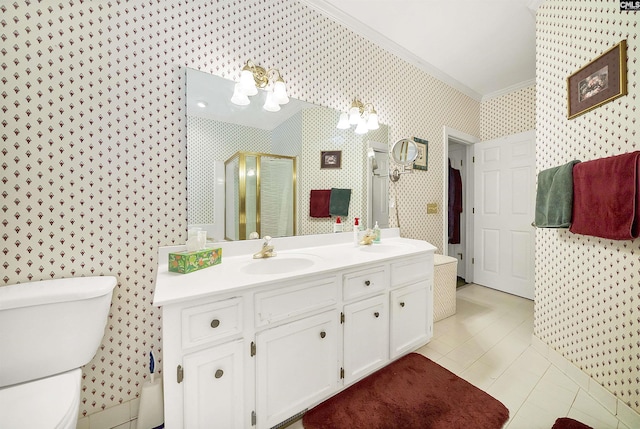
[301,0,543,101]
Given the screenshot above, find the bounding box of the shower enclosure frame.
[224,151,297,241]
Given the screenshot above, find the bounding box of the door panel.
[473,130,535,299]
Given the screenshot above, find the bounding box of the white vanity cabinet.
[155,234,435,429]
[183,339,245,428]
[255,310,339,428]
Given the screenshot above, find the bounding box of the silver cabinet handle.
[215,369,223,379]
[211,319,220,328]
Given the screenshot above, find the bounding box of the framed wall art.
[413,137,428,171]
[567,40,627,119]
[320,150,341,169]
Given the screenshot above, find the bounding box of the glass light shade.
[263,91,281,112]
[367,112,379,130]
[348,106,361,125]
[354,117,368,135]
[230,83,250,106]
[238,69,258,96]
[336,112,350,129]
[273,80,289,105]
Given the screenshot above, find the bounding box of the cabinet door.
[183,340,244,429]
[256,310,338,429]
[390,281,429,358]
[343,294,388,385]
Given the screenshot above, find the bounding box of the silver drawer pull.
[320,331,326,339]
[364,280,371,286]
[374,311,380,318]
[399,302,405,308]
[211,319,220,328]
[215,369,224,379]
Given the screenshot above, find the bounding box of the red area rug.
[552,417,593,429]
[302,353,509,429]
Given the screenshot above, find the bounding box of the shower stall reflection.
[225,151,297,241]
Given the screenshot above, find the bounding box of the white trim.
[481,78,536,102]
[443,127,479,283]
[298,0,483,102]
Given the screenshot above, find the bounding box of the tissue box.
[169,248,222,274]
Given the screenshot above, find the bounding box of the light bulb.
[348,106,360,125]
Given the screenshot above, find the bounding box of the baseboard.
[531,335,640,428]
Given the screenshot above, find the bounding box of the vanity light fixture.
[337,99,379,134]
[230,60,290,111]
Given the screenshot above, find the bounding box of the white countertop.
[153,229,436,306]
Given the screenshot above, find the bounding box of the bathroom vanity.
[154,230,435,429]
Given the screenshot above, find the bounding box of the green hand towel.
[534,160,580,228]
[329,188,351,217]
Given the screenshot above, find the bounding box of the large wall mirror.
[185,67,389,241]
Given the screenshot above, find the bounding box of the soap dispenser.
[334,216,343,233]
[353,218,360,245]
[373,221,381,243]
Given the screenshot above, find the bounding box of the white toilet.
[0,276,116,428]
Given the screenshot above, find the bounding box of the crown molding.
[481,78,536,102]
[299,0,483,102]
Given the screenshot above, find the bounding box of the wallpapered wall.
[535,0,639,413]
[480,85,536,141]
[1,0,479,417]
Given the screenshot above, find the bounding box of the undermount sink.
[241,254,319,275]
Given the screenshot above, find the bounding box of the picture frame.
[567,40,627,119]
[320,150,342,169]
[412,137,428,171]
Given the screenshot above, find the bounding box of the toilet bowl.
[0,369,81,429]
[0,276,116,428]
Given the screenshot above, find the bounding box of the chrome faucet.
[253,236,277,259]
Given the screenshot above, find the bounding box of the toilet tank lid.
[0,276,117,311]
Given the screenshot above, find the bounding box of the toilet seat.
[0,368,81,429]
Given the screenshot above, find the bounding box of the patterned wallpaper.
[480,85,536,141]
[0,0,479,418]
[535,0,639,413]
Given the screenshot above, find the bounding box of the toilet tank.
[0,276,116,388]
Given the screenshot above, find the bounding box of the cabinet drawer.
[390,254,433,288]
[343,266,387,301]
[182,298,242,349]
[255,276,338,327]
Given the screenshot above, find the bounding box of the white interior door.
[368,141,389,229]
[473,130,535,299]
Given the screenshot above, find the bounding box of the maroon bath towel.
[309,189,331,218]
[570,151,640,240]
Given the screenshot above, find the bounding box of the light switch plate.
[427,203,438,214]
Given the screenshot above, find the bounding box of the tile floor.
[290,283,633,429]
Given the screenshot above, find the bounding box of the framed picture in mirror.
[413,137,428,171]
[321,150,342,169]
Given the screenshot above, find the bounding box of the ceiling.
[301,0,543,101]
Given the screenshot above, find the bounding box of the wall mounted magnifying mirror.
[389,138,419,182]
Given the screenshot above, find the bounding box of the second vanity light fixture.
[337,99,379,134]
[230,60,290,111]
